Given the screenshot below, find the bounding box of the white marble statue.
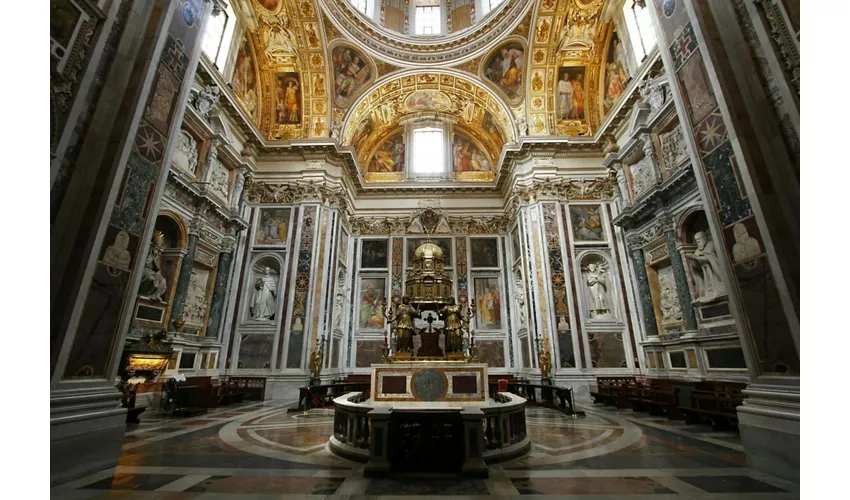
[139,233,168,302]
[251,266,278,320]
[333,292,345,331]
[515,281,527,326]
[103,230,132,270]
[684,231,725,301]
[584,262,611,317]
[732,223,762,263]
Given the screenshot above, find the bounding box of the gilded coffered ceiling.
[232,0,623,187]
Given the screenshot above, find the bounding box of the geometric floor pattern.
[51,401,800,499]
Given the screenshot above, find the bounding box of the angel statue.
[584,261,611,318]
[439,297,470,354]
[385,296,419,353]
[250,265,278,320]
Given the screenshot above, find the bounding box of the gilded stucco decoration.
[244,178,351,214]
[527,0,606,136]
[244,0,330,140]
[320,0,534,67]
[342,71,516,183]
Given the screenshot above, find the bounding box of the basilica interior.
[50,0,801,497]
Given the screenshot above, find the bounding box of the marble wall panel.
[238,334,274,369]
[476,340,505,368]
[355,339,384,368]
[286,206,317,368]
[587,332,626,368]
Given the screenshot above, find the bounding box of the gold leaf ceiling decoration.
[244,0,330,140]
[341,71,517,176]
[527,0,607,136]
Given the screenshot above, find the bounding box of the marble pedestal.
[737,382,800,482]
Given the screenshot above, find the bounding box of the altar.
[371,362,489,406]
[327,238,530,476]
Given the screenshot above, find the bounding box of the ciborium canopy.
[405,238,453,309]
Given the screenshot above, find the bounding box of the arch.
[155,211,187,250]
[676,207,710,246]
[249,252,285,273]
[341,68,519,155]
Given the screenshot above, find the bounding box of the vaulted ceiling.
[229,0,632,184]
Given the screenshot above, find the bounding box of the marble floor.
[51,401,799,499]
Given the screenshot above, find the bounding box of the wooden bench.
[590,376,637,409]
[227,376,266,401]
[628,378,685,419]
[679,381,745,430]
[293,382,370,412]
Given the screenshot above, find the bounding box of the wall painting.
[273,72,302,125]
[470,238,499,268]
[569,204,605,242]
[255,208,291,246]
[358,278,386,329]
[232,36,259,123]
[603,30,629,115]
[556,66,587,121]
[452,132,495,182]
[360,239,389,269]
[332,46,373,106]
[474,277,502,330]
[483,42,525,103]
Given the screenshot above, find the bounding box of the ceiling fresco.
[527,0,608,136]
[238,0,330,140]
[340,71,516,183]
[235,0,625,185]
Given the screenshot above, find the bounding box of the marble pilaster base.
[264,373,310,402]
[737,382,800,482]
[551,373,597,404]
[51,386,126,486]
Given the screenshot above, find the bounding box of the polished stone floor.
[51,401,799,499]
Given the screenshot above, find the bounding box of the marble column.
[169,220,200,329]
[665,229,697,331]
[627,238,659,338]
[205,237,236,340]
[50,0,214,486]
[647,0,799,480]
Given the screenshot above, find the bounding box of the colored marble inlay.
[413,369,446,401]
[455,236,468,303]
[695,109,728,157]
[703,142,752,226]
[160,34,190,80]
[670,22,698,70]
[287,205,317,368]
[110,152,158,235]
[677,52,717,126]
[391,238,403,299]
[542,204,570,322]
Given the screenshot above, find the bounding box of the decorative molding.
[244,178,350,214]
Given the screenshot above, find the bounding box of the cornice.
[320,0,533,67]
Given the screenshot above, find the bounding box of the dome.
[415,241,444,260]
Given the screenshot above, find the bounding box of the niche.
[246,255,282,322]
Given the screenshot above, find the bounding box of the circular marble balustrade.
[218,405,643,468]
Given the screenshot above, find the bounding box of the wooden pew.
[628,378,685,419]
[679,381,745,430]
[590,376,637,409]
[292,382,370,412]
[228,376,266,401]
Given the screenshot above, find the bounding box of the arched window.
[349,0,368,15]
[482,0,505,16]
[201,1,237,71]
[622,0,657,64]
[410,127,444,175]
[415,0,441,35]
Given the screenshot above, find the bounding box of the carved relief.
[173,130,199,175]
[208,154,230,201]
[658,266,682,325]
[659,125,689,173]
[184,267,211,325]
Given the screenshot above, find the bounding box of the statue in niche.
[583,261,611,318]
[439,297,469,354]
[514,281,527,327]
[333,291,345,331]
[250,266,278,320]
[386,296,419,353]
[684,231,725,301]
[138,232,168,302]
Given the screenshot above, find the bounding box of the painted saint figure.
[251,267,277,320]
[558,76,574,120]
